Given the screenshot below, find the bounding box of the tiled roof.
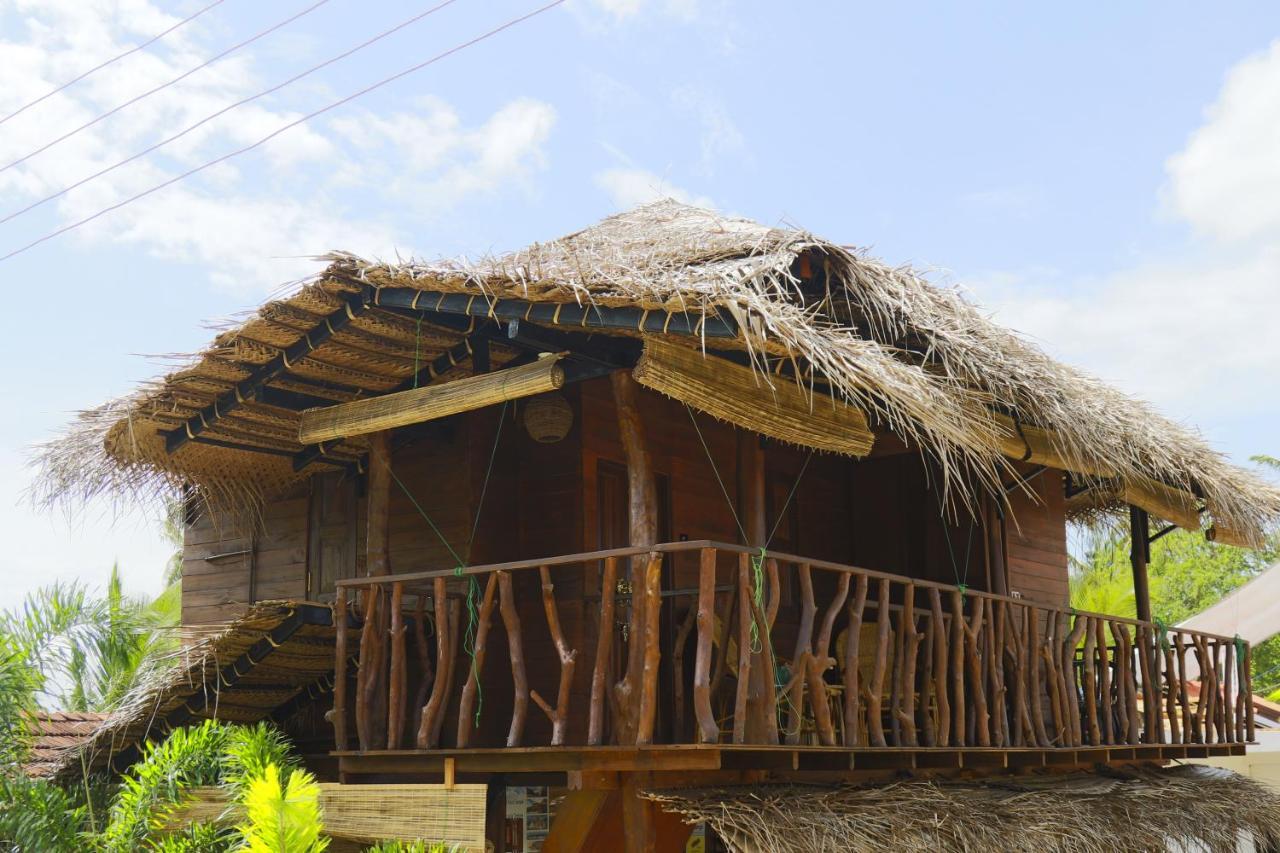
[25,710,109,778]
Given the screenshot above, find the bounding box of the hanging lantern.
[522,393,573,443]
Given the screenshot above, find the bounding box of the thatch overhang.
[44,601,344,780]
[34,200,1280,544]
[24,710,108,778]
[645,765,1280,852]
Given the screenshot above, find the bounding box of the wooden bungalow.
[37,201,1280,851]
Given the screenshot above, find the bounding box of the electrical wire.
[0,0,229,127]
[0,0,333,176]
[0,0,464,228]
[0,0,567,265]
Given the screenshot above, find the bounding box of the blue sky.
[1,0,1278,602]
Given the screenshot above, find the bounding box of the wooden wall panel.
[1005,469,1070,605]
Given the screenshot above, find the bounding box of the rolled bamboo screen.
[299,354,565,444]
[992,414,1116,478]
[633,339,875,456]
[1206,524,1258,549]
[1123,477,1201,531]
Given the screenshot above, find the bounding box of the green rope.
[684,405,748,544]
[1154,616,1171,652]
[1235,633,1247,662]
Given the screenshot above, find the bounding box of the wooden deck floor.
[335,741,1249,782]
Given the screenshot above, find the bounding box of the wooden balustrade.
[329,540,1254,754]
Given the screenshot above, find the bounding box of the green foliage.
[221,724,301,794]
[149,822,233,852]
[99,720,231,851]
[235,765,327,853]
[1070,522,1280,689]
[0,637,37,771]
[0,773,87,852]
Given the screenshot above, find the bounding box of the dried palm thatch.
[645,764,1280,853]
[33,200,1280,543]
[45,601,339,779]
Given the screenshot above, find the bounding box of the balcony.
[329,541,1252,780]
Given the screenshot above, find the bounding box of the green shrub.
[236,764,327,853]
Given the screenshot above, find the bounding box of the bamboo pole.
[531,566,579,746]
[693,548,719,745]
[456,573,498,748]
[331,587,348,751]
[588,556,619,746]
[843,575,868,746]
[498,571,528,748]
[866,579,891,748]
[386,582,407,750]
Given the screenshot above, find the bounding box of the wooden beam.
[1131,505,1152,623]
[369,286,738,339]
[165,292,369,453]
[298,355,565,444]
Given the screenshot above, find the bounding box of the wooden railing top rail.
[334,539,1242,645]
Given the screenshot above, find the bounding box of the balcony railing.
[330,541,1253,755]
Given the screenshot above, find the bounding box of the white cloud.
[0,3,557,294]
[571,0,712,27]
[1165,40,1280,243]
[594,167,713,209]
[966,39,1280,427]
[672,85,746,174]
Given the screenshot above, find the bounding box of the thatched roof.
[24,710,108,778]
[45,602,340,779]
[33,200,1280,543]
[645,765,1280,852]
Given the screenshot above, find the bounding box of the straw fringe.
[644,765,1280,853]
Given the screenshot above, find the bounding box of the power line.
[0,0,567,265]
[0,0,333,176]
[0,0,463,228]
[0,0,229,127]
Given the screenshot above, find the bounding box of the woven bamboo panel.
[633,340,874,456]
[319,783,487,848]
[299,354,565,444]
[163,783,487,850]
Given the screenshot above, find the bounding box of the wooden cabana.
[37,201,1280,851]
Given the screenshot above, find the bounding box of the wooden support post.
[1113,622,1140,744]
[331,587,348,751]
[386,581,406,749]
[985,494,1009,596]
[610,372,658,746]
[1081,615,1100,745]
[1027,607,1049,747]
[693,549,719,745]
[636,553,664,746]
[443,757,456,790]
[672,600,697,742]
[356,584,382,752]
[431,598,461,748]
[1130,505,1152,623]
[411,593,433,743]
[733,553,752,743]
[1096,616,1112,745]
[931,588,951,746]
[589,557,619,746]
[456,573,498,748]
[866,579,891,747]
[498,571,528,747]
[1224,639,1236,743]
[1245,642,1256,742]
[739,434,778,745]
[417,578,451,748]
[1063,613,1087,747]
[787,563,818,745]
[843,575,868,746]
[807,571,849,747]
[949,590,966,746]
[1164,638,1181,745]
[1002,601,1026,747]
[532,566,579,746]
[987,599,1007,747]
[961,595,989,747]
[920,604,937,747]
[1176,632,1195,744]
[894,584,921,746]
[1137,625,1157,743]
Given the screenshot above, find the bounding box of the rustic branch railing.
[331,541,1253,753]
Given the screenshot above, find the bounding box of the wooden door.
[307,471,358,600]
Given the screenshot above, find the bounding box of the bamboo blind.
[299,354,565,443]
[992,413,1117,478]
[633,340,875,456]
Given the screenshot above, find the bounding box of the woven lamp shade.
[523,393,574,443]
